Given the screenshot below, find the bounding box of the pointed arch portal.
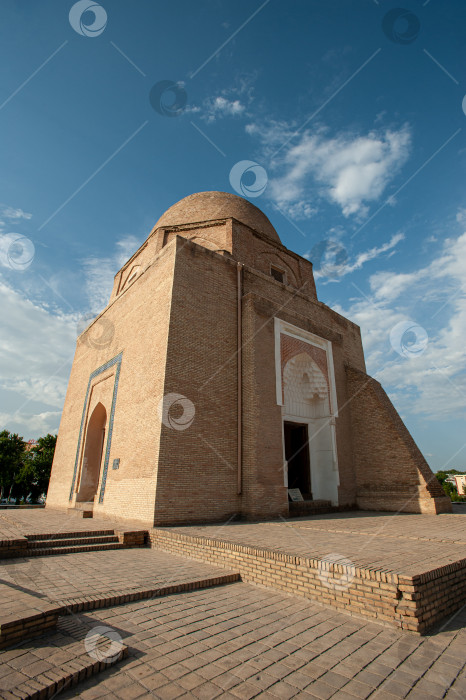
[281,348,339,505]
[77,402,107,502]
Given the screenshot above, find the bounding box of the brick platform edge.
[0,618,128,700]
[0,573,240,649]
[0,605,61,649]
[150,528,466,634]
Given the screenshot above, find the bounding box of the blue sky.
[1,0,466,471]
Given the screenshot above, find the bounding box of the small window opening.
[271,266,285,283]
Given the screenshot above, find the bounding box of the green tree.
[0,430,25,500]
[435,469,465,502]
[16,434,57,502]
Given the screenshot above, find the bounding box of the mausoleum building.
[46,191,451,524]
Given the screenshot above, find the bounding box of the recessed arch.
[254,251,299,287]
[283,352,330,419]
[77,402,107,502]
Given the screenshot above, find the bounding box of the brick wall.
[149,528,466,633]
[154,237,241,524]
[346,366,452,514]
[46,242,176,525]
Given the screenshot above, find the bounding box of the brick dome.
[155,191,281,244]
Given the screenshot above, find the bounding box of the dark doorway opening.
[284,421,312,498]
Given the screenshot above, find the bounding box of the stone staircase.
[25,529,130,556]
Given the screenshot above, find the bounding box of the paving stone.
[113,684,148,700]
[190,681,223,699]
[340,678,375,698]
[80,685,113,699]
[196,663,228,681]
[0,671,29,691]
[302,680,335,700]
[150,683,187,699]
[1,516,465,700]
[230,681,264,699]
[318,671,349,690]
[176,672,206,691]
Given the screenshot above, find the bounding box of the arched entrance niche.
[77,402,107,502]
[283,352,339,504]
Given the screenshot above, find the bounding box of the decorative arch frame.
[274,319,338,415]
[274,318,340,504]
[69,352,123,503]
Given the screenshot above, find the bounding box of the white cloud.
[81,235,141,311]
[187,95,246,123]
[0,204,33,234]
[333,232,466,421]
[305,232,405,282]
[0,279,77,438]
[0,235,141,438]
[345,233,405,274]
[369,269,425,302]
[209,96,245,120]
[247,122,411,220]
[187,75,256,123]
[1,206,32,221]
[0,410,62,437]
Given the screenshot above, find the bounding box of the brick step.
[26,542,129,557]
[1,616,127,699]
[27,535,119,549]
[26,529,115,541]
[1,570,240,650]
[289,499,334,516]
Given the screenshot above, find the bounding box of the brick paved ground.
[3,510,466,578]
[0,510,144,540]
[0,548,238,616]
[55,581,466,700]
[163,511,466,576]
[1,511,466,698]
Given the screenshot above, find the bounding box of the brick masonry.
[46,191,451,526]
[345,366,451,514]
[56,582,466,700]
[149,526,466,634]
[1,542,241,649]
